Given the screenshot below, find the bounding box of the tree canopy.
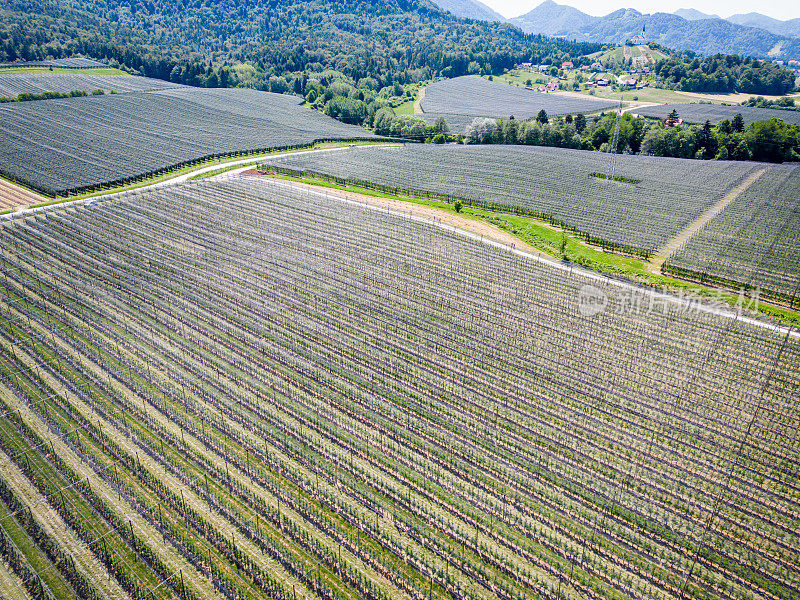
[0,0,602,87]
[652,54,795,95]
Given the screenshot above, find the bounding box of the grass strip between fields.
[0,351,176,600]
[261,172,800,328]
[0,493,77,600]
[0,269,425,600]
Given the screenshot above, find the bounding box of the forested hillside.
[652,54,796,94]
[0,0,600,87]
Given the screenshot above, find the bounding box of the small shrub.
[589,172,641,185]
[454,200,463,213]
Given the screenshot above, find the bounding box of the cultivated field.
[260,144,759,255]
[635,103,800,126]
[0,88,375,195]
[0,73,184,97]
[420,76,615,120]
[665,164,800,304]
[0,57,105,68]
[0,176,797,600]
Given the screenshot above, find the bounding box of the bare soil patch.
[0,178,46,210]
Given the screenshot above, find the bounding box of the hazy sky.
[482,0,800,21]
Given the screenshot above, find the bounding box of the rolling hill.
[511,0,596,37]
[0,0,600,87]
[726,12,800,38]
[673,8,719,21]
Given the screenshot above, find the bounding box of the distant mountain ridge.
[511,1,595,36]
[433,0,506,22]
[672,10,800,39]
[673,8,719,21]
[508,1,800,61]
[725,13,800,38]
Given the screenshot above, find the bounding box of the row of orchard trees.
[460,110,799,163]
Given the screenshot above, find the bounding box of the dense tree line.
[0,88,107,102]
[457,110,800,163]
[652,54,796,94]
[0,0,601,88]
[741,95,799,111]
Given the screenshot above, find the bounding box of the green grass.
[492,72,551,88]
[12,287,400,600]
[0,67,126,75]
[0,495,78,600]
[587,86,694,104]
[264,172,800,327]
[601,47,626,67]
[0,322,184,600]
[188,165,244,180]
[6,256,459,600]
[394,99,416,115]
[20,342,277,600]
